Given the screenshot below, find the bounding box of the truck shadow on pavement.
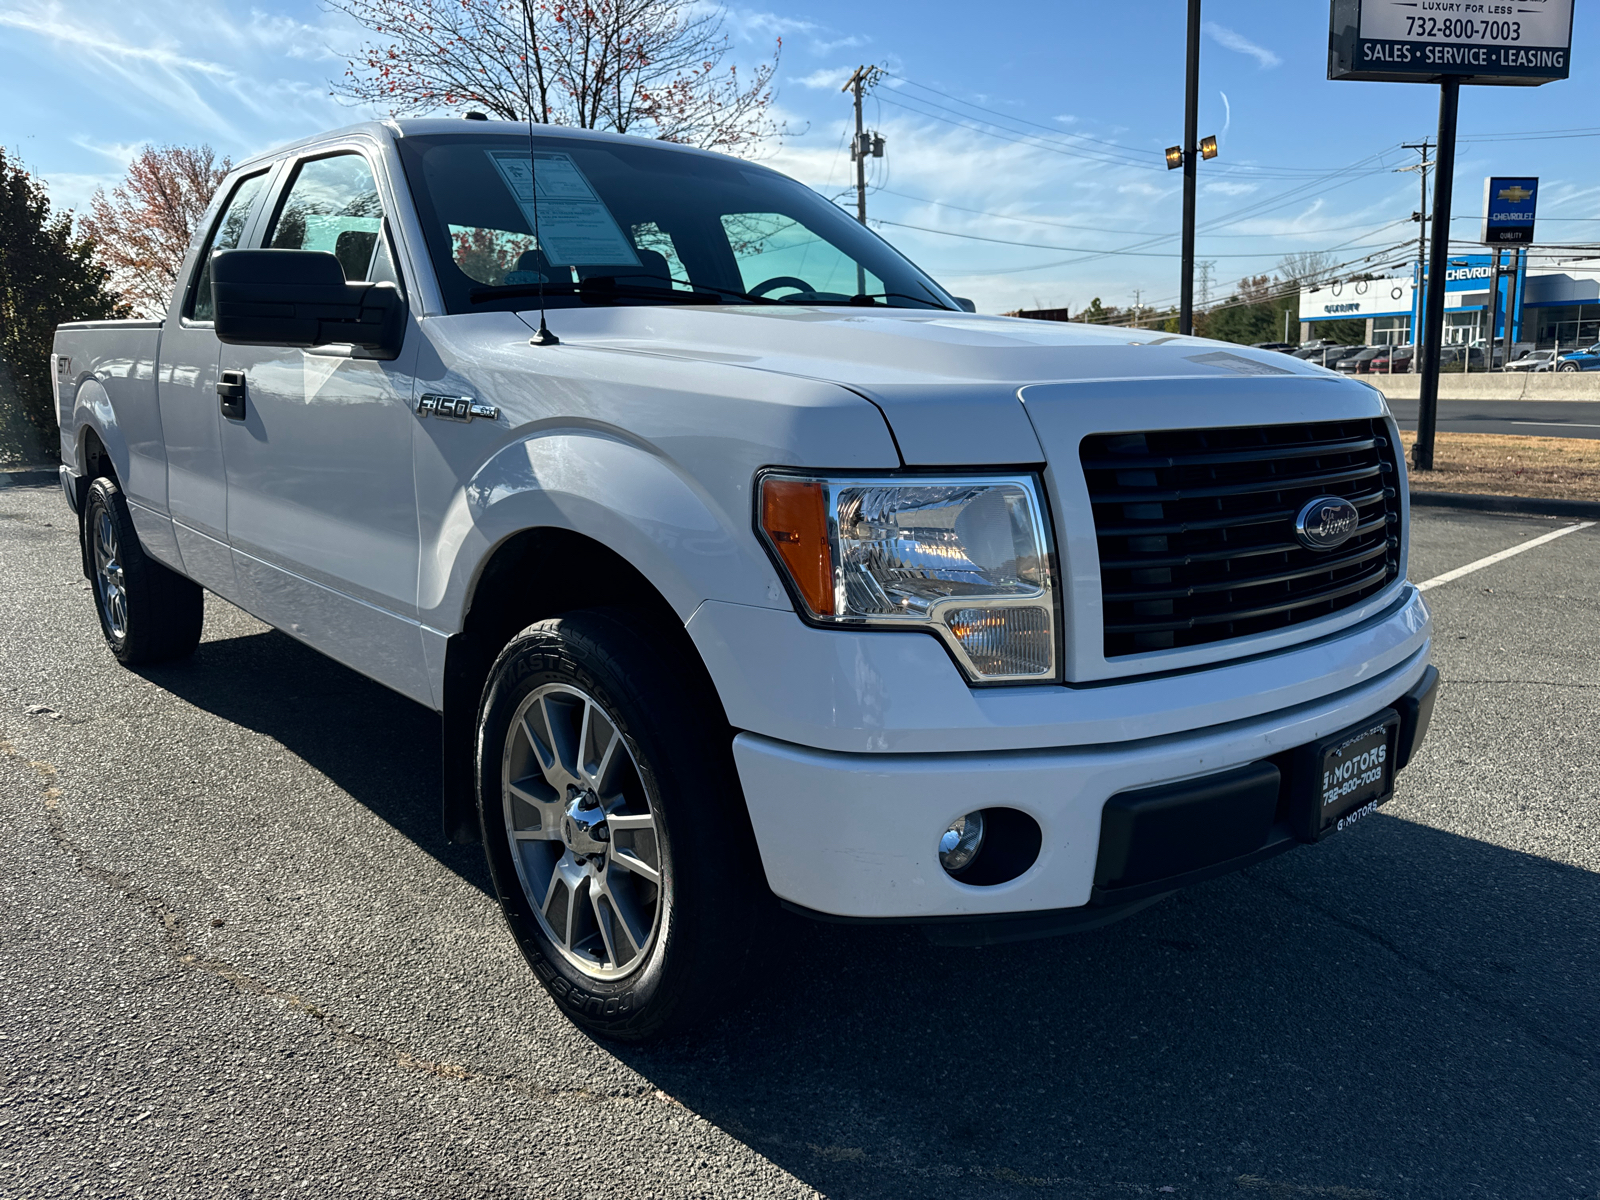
[617,812,1599,1198]
[136,625,493,894]
[140,625,1597,1200]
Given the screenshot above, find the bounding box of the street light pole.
[1179,0,1201,335]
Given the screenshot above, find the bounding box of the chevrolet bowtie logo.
[1498,186,1535,203]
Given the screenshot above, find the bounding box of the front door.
[157,168,271,594]
[218,149,429,704]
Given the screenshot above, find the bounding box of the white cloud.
[796,67,852,90]
[1203,22,1281,69]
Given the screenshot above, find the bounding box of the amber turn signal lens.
[760,477,834,616]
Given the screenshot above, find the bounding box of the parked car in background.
[1368,345,1414,374]
[1336,348,1383,374]
[1439,346,1488,371]
[1504,349,1555,373]
[1553,343,1600,372]
[1297,345,1357,368]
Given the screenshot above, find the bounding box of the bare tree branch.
[325,0,781,154]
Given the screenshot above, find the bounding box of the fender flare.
[420,427,789,633]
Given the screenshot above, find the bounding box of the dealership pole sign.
[1330,0,1574,85]
[1481,176,1538,244]
[1329,0,1574,474]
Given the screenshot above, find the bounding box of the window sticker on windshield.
[486,150,640,267]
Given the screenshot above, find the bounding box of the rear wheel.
[82,476,203,665]
[475,609,755,1041]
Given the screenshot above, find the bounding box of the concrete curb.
[1410,490,1600,520]
[0,466,58,489]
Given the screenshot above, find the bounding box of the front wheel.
[1560,361,1582,372]
[475,610,756,1041]
[82,476,203,665]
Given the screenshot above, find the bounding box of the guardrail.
[1366,373,1597,401]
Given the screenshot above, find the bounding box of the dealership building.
[1298,255,1600,350]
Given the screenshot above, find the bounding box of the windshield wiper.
[829,292,955,310]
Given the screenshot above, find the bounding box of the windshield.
[394,132,957,315]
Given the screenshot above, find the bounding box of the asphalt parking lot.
[2,483,1597,1200]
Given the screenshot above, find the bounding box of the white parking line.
[1416,521,1595,592]
[1509,420,1600,430]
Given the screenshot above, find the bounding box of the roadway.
[1385,397,1600,438]
[2,482,1596,1200]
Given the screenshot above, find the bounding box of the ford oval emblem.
[1294,496,1360,551]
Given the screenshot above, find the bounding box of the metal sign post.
[1329,0,1574,471]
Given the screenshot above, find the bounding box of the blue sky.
[1,0,1594,313]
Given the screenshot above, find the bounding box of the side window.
[188,171,268,322]
[267,153,393,284]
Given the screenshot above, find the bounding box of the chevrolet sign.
[1481,176,1539,245]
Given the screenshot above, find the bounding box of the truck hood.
[516,305,1374,465]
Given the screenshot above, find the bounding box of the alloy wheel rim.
[501,683,663,980]
[93,507,128,640]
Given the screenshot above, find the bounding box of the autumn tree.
[78,144,231,318]
[0,148,127,463]
[327,0,781,154]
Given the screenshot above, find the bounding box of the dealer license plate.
[1297,712,1399,842]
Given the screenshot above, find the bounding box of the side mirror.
[953,296,977,313]
[211,249,404,359]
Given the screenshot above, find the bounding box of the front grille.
[1080,419,1401,658]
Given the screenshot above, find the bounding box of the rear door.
[218,145,430,704]
[157,167,273,594]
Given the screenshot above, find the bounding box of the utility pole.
[841,66,885,226]
[1132,289,1143,329]
[1198,260,1215,310]
[1398,141,1432,368]
[1179,0,1201,335]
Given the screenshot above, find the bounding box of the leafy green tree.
[0,147,127,463]
[1199,273,1298,345]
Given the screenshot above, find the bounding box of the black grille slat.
[1101,540,1393,602]
[1086,462,1384,505]
[1103,564,1394,633]
[1081,420,1403,657]
[1097,514,1389,570]
[1089,487,1390,538]
[1079,434,1378,472]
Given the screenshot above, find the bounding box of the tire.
[82,476,204,666]
[1560,361,1581,372]
[475,609,756,1041]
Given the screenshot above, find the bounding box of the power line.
[873,189,1403,239]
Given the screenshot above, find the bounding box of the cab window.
[266,153,398,285]
[188,170,269,322]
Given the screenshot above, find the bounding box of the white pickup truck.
[52,119,1438,1040]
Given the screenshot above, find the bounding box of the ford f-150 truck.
[52,119,1438,1040]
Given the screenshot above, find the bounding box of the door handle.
[217,370,246,420]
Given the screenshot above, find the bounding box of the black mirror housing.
[211,250,404,358]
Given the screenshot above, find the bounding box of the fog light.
[939,811,986,875]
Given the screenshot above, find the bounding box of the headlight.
[757,472,1058,682]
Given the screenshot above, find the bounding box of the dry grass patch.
[1405,432,1600,501]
